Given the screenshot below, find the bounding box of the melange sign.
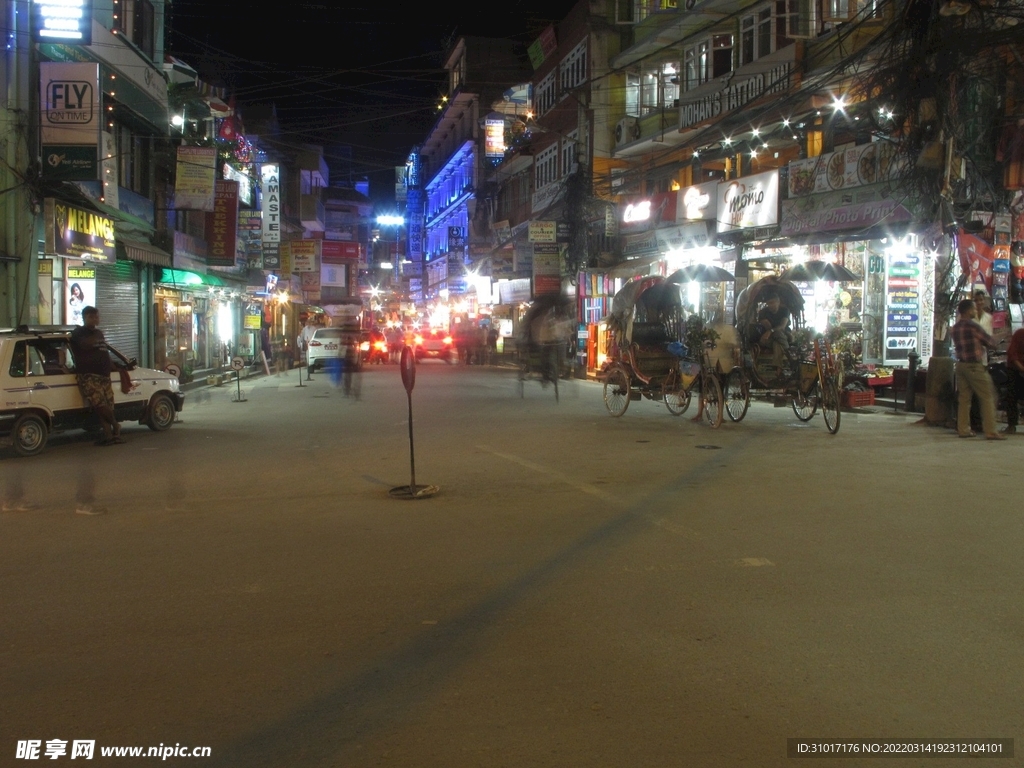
[44,198,114,263]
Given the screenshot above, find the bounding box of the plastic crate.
[842,390,875,408]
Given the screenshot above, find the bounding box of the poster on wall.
[37,259,54,324]
[39,62,100,180]
[66,264,96,326]
[958,233,993,294]
[884,251,920,364]
[174,146,217,212]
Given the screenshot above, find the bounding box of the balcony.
[300,193,326,231]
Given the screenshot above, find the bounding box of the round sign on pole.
[400,345,416,393]
[231,356,245,371]
[165,363,182,379]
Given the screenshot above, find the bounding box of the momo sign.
[717,170,779,234]
[44,198,114,263]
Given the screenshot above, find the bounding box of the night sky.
[167,1,578,203]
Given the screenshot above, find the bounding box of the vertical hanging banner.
[238,210,263,268]
[261,163,281,243]
[884,250,920,364]
[174,146,217,211]
[39,62,100,180]
[205,180,239,266]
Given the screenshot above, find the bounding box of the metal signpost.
[230,356,247,402]
[389,346,438,499]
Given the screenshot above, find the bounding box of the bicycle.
[661,340,724,428]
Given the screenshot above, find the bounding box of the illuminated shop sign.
[33,0,92,44]
[260,164,281,243]
[680,182,717,221]
[44,198,114,263]
[717,170,779,233]
[485,117,505,158]
[623,200,651,223]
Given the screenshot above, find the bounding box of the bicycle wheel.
[724,369,750,422]
[821,376,841,434]
[603,366,630,417]
[701,372,724,428]
[792,385,818,421]
[663,371,691,416]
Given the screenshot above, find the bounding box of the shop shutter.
[95,260,141,362]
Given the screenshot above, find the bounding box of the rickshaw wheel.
[663,371,691,416]
[792,385,818,421]
[724,369,750,422]
[603,367,631,417]
[821,378,841,434]
[701,373,724,429]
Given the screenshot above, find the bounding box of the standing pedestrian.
[69,306,126,446]
[951,298,1005,440]
[1002,326,1024,434]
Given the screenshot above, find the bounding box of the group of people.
[454,323,498,365]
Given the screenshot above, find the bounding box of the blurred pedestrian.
[951,298,1004,440]
[1002,326,1024,434]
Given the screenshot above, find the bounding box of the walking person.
[951,298,1005,440]
[1002,326,1024,434]
[69,306,126,446]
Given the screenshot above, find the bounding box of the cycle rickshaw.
[722,275,842,433]
[600,275,724,427]
[516,295,575,401]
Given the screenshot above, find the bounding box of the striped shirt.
[950,318,994,364]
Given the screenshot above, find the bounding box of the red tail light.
[309,341,322,347]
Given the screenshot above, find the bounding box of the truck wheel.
[13,413,48,457]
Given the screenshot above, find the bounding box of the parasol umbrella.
[666,264,736,284]
[782,261,861,282]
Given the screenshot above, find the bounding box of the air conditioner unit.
[615,117,641,147]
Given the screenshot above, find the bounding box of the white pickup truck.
[0,326,185,456]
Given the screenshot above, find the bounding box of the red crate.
[842,390,875,408]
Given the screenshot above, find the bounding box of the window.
[634,0,678,23]
[535,144,558,189]
[113,122,151,197]
[683,36,732,92]
[775,0,800,47]
[536,72,557,116]
[561,130,579,177]
[740,3,780,65]
[625,73,640,117]
[113,0,156,61]
[560,40,587,94]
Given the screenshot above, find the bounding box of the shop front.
[39,198,164,365]
[153,269,244,378]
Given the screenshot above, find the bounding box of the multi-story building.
[483,0,622,349]
[414,37,531,305]
[1,0,173,366]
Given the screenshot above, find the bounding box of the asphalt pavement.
[1,362,1020,766]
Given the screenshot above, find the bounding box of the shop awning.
[117,239,172,267]
[156,268,227,288]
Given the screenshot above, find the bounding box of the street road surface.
[2,364,1020,766]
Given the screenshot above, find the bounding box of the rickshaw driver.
[754,290,793,369]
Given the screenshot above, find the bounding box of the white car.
[306,327,361,373]
[0,327,185,456]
